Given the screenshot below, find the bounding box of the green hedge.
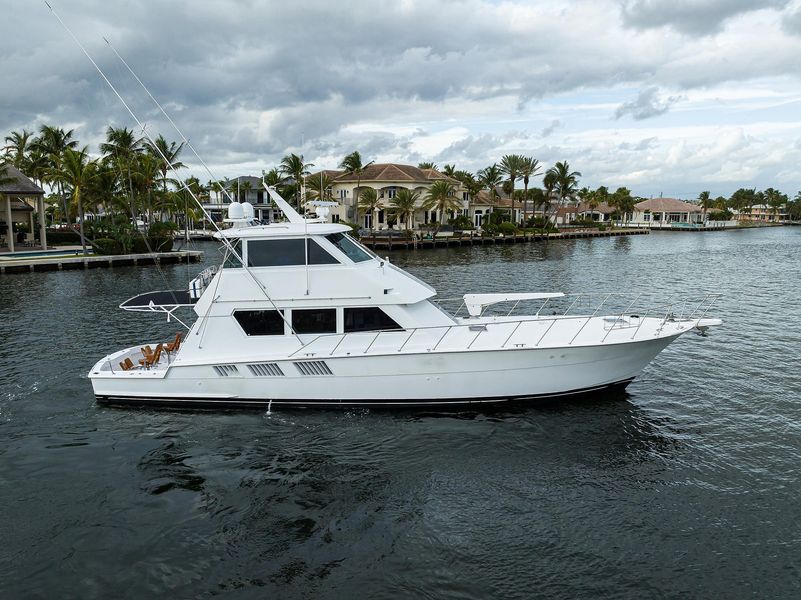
[94,238,123,255]
[46,229,81,244]
[131,235,174,253]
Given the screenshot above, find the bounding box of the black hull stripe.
[95,378,634,409]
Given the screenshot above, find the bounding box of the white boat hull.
[91,334,679,408]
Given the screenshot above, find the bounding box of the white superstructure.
[88,188,721,409]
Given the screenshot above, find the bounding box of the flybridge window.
[247,239,339,267]
[292,309,336,334]
[344,307,402,332]
[234,310,285,336]
[325,233,371,263]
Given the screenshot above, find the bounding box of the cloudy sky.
[3,0,801,198]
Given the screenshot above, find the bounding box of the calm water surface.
[1,228,800,598]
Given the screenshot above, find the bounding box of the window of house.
[325,232,372,262]
[247,239,339,267]
[344,307,402,332]
[387,187,397,198]
[234,309,285,335]
[292,308,336,334]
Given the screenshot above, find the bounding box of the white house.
[629,198,704,227]
[316,163,489,230]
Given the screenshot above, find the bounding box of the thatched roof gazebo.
[0,164,46,252]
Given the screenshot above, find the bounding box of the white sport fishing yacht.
[89,187,721,408]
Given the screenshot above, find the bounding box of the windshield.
[325,233,372,263]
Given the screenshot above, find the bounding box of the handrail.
[286,293,721,358]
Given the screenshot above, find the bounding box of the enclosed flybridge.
[89,188,721,409]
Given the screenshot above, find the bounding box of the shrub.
[482,223,499,237]
[46,229,81,244]
[448,215,474,230]
[498,222,517,236]
[147,235,173,252]
[525,216,550,230]
[132,237,150,254]
[148,221,178,236]
[708,210,732,221]
[130,234,174,253]
[94,237,123,255]
[597,224,607,231]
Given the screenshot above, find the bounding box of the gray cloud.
[540,119,561,137]
[782,6,801,35]
[0,0,799,196]
[620,0,789,35]
[615,88,682,120]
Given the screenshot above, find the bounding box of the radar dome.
[227,201,244,220]
[242,202,255,220]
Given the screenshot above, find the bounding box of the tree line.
[4,125,801,252]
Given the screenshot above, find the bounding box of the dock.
[361,228,648,250]
[0,249,203,274]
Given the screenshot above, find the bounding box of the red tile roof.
[635,198,701,213]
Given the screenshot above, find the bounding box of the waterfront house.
[628,198,704,228]
[0,165,46,252]
[314,163,484,230]
[575,201,616,222]
[738,204,787,223]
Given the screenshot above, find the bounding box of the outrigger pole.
[44,1,303,342]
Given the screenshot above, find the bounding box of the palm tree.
[33,125,79,231]
[308,173,334,201]
[240,180,253,203]
[58,146,96,254]
[100,126,143,222]
[442,164,457,178]
[3,130,33,169]
[417,162,437,170]
[461,173,483,230]
[358,187,382,232]
[422,180,460,239]
[547,161,581,224]
[280,153,313,209]
[478,164,503,202]
[499,154,524,225]
[145,134,185,194]
[389,188,420,231]
[610,187,636,224]
[696,190,712,223]
[518,156,541,224]
[339,151,373,225]
[763,187,788,222]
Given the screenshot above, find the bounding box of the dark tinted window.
[325,233,372,263]
[247,239,339,267]
[344,307,402,332]
[234,310,285,335]
[292,309,336,334]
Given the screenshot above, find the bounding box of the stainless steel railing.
[287,293,720,358]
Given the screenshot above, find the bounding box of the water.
[1,228,800,598]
